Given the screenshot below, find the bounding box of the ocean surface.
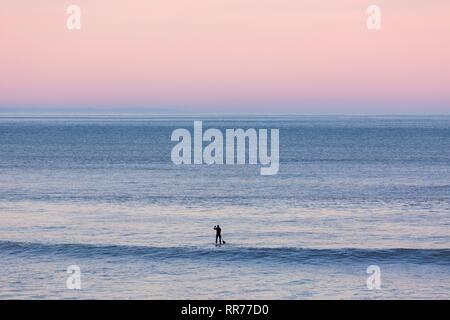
[0,115,449,299]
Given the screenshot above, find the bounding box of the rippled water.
[0,115,449,299]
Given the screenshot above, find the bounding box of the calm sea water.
[0,115,449,299]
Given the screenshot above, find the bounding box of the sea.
[0,114,449,299]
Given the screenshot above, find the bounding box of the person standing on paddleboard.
[214,225,223,245]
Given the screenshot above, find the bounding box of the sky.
[0,0,449,113]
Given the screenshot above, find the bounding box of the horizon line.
[0,112,449,117]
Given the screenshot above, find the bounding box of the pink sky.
[1,1,449,113]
